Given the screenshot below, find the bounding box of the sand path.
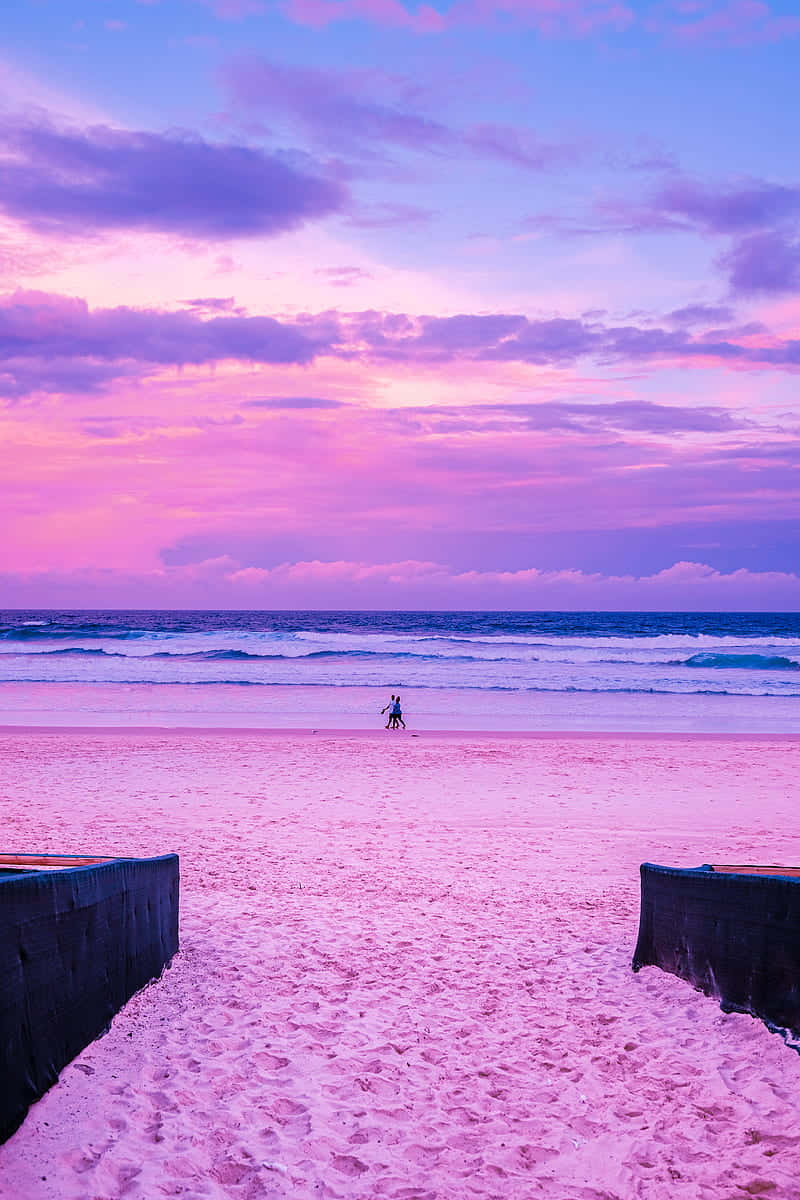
[1,731,799,1199]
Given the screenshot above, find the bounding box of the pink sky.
[1,3,799,608]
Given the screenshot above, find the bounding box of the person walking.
[391,694,406,730]
[381,695,396,729]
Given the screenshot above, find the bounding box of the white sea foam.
[1,615,799,699]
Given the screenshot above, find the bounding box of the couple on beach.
[381,694,406,730]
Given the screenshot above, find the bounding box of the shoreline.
[2,681,797,735]
[1,724,799,741]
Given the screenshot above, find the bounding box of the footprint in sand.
[270,1098,312,1135]
[146,1089,179,1113]
[272,1098,306,1118]
[211,1157,262,1186]
[420,1048,446,1065]
[404,1143,446,1166]
[331,1153,369,1176]
[108,1161,142,1188]
[59,1148,103,1173]
[388,1187,437,1200]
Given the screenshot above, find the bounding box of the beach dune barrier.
[633,862,800,1041]
[0,852,179,1143]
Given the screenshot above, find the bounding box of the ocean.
[1,609,798,732]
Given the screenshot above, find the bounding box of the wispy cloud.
[314,265,374,286]
[277,0,799,44]
[394,398,748,434]
[542,177,800,237]
[280,0,633,35]
[530,175,800,294]
[651,0,800,45]
[142,0,266,18]
[666,303,736,326]
[242,395,348,408]
[222,56,578,170]
[281,0,446,32]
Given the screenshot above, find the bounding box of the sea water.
[0,610,798,732]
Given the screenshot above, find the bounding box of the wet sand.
[1,729,799,1199]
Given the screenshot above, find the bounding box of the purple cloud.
[0,291,336,398]
[223,58,452,157]
[314,266,374,286]
[396,399,746,434]
[182,297,246,313]
[141,0,266,19]
[277,0,800,46]
[0,114,346,239]
[659,0,800,45]
[222,57,576,172]
[3,290,800,401]
[0,358,129,399]
[532,175,800,295]
[197,0,266,15]
[282,0,633,36]
[243,395,348,408]
[343,311,682,364]
[653,178,800,233]
[343,309,800,369]
[666,303,735,326]
[719,232,800,294]
[541,177,800,237]
[461,123,577,170]
[412,313,530,353]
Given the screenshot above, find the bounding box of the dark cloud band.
[1,290,799,399]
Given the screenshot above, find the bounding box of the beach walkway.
[0,730,798,1199]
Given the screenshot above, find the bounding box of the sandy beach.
[1,729,800,1199]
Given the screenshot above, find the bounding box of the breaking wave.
[1,609,799,698]
[685,652,800,671]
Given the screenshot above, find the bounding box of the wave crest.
[685,652,800,671]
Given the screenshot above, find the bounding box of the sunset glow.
[2,0,799,608]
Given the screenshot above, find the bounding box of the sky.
[1,0,799,609]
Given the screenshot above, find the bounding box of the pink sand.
[1,730,799,1199]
